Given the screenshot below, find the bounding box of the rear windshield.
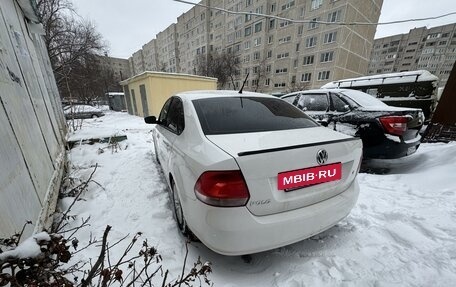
[192,97,318,135]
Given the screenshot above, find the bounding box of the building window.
[298,25,304,35]
[311,0,323,10]
[427,33,441,40]
[323,31,337,43]
[254,37,262,46]
[245,0,252,7]
[308,17,320,29]
[301,73,312,82]
[305,36,317,48]
[318,70,331,81]
[303,55,314,65]
[320,51,334,62]
[278,36,292,44]
[255,22,263,33]
[281,0,295,10]
[265,78,270,86]
[266,65,271,72]
[245,13,252,22]
[268,35,274,44]
[267,50,272,58]
[245,26,252,36]
[270,3,276,12]
[274,82,286,87]
[327,10,341,23]
[269,19,276,29]
[244,41,251,50]
[253,51,261,60]
[277,52,290,59]
[275,68,288,74]
[279,20,290,28]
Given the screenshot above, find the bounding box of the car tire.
[171,180,189,235]
[92,114,98,118]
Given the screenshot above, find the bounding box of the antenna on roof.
[239,72,249,94]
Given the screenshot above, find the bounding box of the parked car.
[64,104,105,119]
[281,89,425,159]
[144,90,363,256]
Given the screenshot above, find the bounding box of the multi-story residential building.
[368,23,456,88]
[94,55,131,82]
[130,49,145,75]
[177,2,210,75]
[128,0,383,92]
[156,24,180,73]
[142,39,159,71]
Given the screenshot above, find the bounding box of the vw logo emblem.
[316,149,328,165]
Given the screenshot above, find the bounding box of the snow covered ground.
[62,111,456,286]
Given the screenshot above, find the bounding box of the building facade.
[128,0,383,92]
[368,23,456,88]
[95,55,131,82]
[142,39,159,71]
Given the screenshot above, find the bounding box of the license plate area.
[277,163,342,191]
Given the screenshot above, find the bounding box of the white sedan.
[145,90,363,256]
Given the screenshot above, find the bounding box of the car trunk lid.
[358,107,424,141]
[206,127,362,216]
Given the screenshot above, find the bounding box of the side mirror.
[144,116,158,124]
[344,105,351,112]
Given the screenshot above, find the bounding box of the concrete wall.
[0,0,66,238]
[121,72,217,117]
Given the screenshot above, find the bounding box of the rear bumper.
[364,134,421,159]
[186,179,359,256]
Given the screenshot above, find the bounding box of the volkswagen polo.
[145,90,363,255]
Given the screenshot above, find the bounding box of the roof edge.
[120,71,218,85]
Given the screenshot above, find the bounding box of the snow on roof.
[321,70,439,89]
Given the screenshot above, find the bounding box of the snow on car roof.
[321,70,438,89]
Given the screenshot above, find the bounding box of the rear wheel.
[171,180,188,235]
[91,114,98,118]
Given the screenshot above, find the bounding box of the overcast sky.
[73,0,456,59]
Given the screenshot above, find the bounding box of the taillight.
[379,116,408,136]
[194,171,250,207]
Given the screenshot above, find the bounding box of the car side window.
[330,93,350,112]
[297,94,329,111]
[282,95,297,105]
[159,98,172,125]
[165,98,185,134]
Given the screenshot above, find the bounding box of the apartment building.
[129,0,383,92]
[368,23,456,88]
[177,1,210,75]
[94,55,131,82]
[142,39,159,71]
[156,24,180,73]
[130,49,145,76]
